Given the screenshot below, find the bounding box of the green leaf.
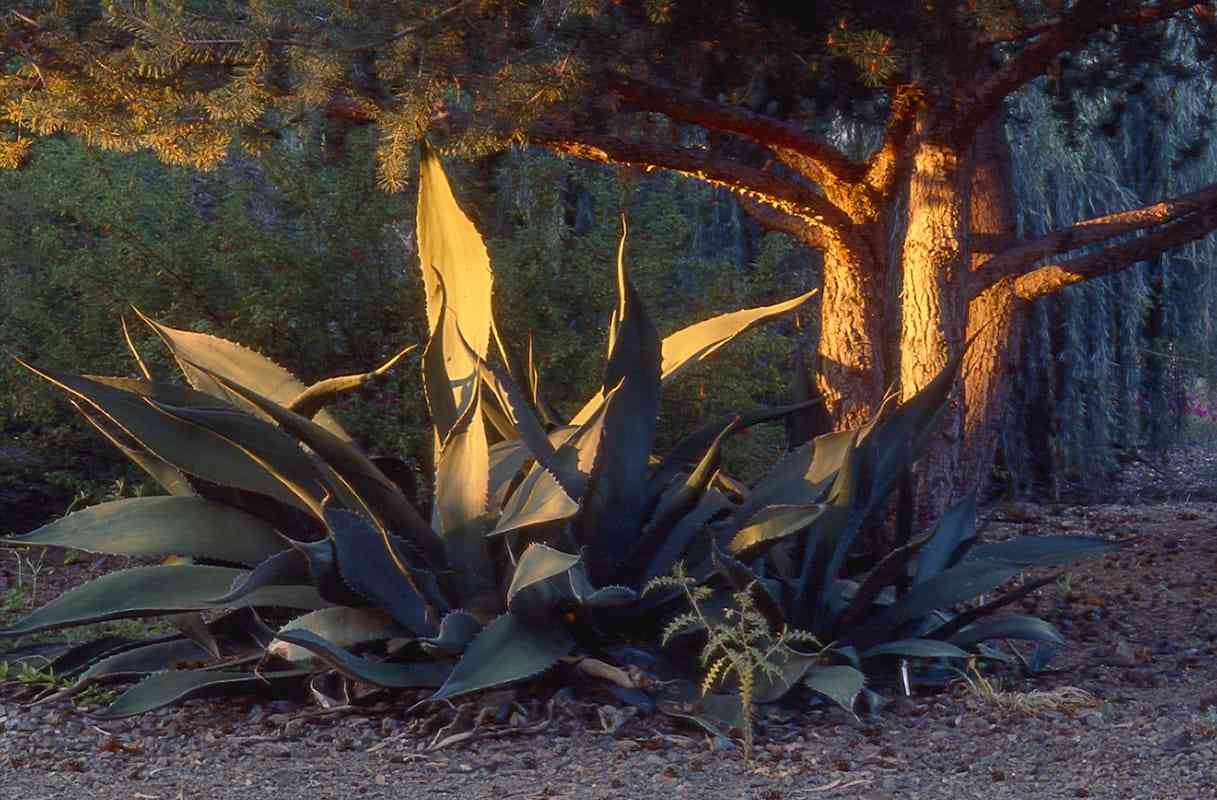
[94,668,313,720]
[0,566,328,636]
[962,536,1119,568]
[271,607,406,664]
[184,361,444,569]
[6,496,286,566]
[506,544,580,609]
[133,307,349,441]
[752,653,818,703]
[844,560,1020,651]
[428,612,574,702]
[915,493,978,584]
[417,146,494,427]
[803,664,865,715]
[18,363,318,515]
[947,615,1066,649]
[569,288,818,425]
[727,504,830,560]
[420,610,483,657]
[325,509,445,637]
[273,630,450,689]
[210,548,310,605]
[861,639,971,660]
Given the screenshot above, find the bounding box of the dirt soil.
[2,448,1216,800]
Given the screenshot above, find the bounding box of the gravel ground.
[3,452,1217,799]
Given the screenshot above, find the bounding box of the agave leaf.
[185,360,444,568]
[288,345,416,419]
[843,560,1020,651]
[274,629,451,689]
[527,334,563,428]
[428,612,574,702]
[0,565,328,637]
[735,430,853,524]
[569,288,818,425]
[928,572,1063,642]
[914,493,979,584]
[18,363,319,516]
[132,307,349,440]
[420,610,484,657]
[489,465,580,537]
[5,497,286,567]
[726,504,830,561]
[73,401,195,497]
[506,544,580,609]
[77,639,216,685]
[752,653,818,703]
[861,639,971,660]
[270,607,406,664]
[575,223,662,584]
[786,333,834,448]
[835,526,938,630]
[644,419,735,540]
[962,536,1119,568]
[803,664,865,715]
[657,684,745,736]
[417,146,494,423]
[93,668,313,720]
[947,615,1066,649]
[211,548,310,605]
[325,509,445,637]
[641,489,732,585]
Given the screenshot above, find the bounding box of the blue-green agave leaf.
[93,668,313,720]
[947,614,1066,649]
[506,544,580,609]
[962,536,1119,568]
[273,630,450,689]
[428,612,574,702]
[803,664,866,715]
[914,492,979,584]
[861,639,971,660]
[420,610,484,657]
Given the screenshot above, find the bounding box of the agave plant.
[0,148,820,717]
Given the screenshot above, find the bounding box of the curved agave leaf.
[735,430,852,524]
[947,615,1066,649]
[93,668,313,720]
[18,363,319,516]
[420,610,484,657]
[861,639,971,660]
[835,526,938,629]
[73,401,195,497]
[6,496,286,567]
[270,607,406,664]
[0,565,328,637]
[273,629,450,689]
[569,288,818,425]
[185,360,444,568]
[576,223,662,584]
[506,544,580,608]
[843,560,1020,651]
[288,344,416,419]
[914,493,979,584]
[132,307,349,441]
[211,548,310,605]
[753,653,818,704]
[726,504,830,561]
[325,509,445,638]
[803,664,866,715]
[641,489,732,585]
[962,536,1119,568]
[428,612,574,703]
[567,564,638,608]
[928,572,1062,643]
[417,146,494,426]
[643,419,735,541]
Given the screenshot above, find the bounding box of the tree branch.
[1014,205,1217,301]
[974,182,1217,295]
[862,84,923,200]
[531,126,855,233]
[604,75,865,186]
[954,0,1199,142]
[736,196,825,249]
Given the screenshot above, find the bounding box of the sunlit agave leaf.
[569,288,818,425]
[5,496,286,567]
[269,607,406,664]
[132,307,349,440]
[506,544,580,609]
[417,146,494,417]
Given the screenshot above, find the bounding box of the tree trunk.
[899,123,970,519]
[961,116,1022,501]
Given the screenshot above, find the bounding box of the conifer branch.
[1012,204,1217,301]
[604,75,865,186]
[955,0,1199,142]
[533,127,855,234]
[974,182,1217,296]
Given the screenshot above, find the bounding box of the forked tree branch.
[604,75,866,186]
[532,126,855,232]
[1013,205,1217,301]
[954,0,1200,142]
[973,182,1217,296]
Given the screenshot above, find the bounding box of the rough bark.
[961,116,1022,501]
[899,119,970,518]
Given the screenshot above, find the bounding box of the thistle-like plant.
[646,562,819,760]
